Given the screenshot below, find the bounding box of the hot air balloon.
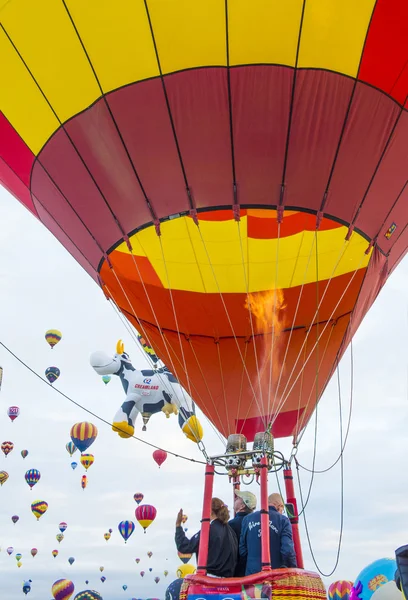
[136,505,157,532]
[81,475,88,490]
[135,558,140,564]
[0,471,9,485]
[46,366,60,384]
[70,423,98,453]
[45,330,62,349]
[99,566,104,572]
[137,334,160,365]
[164,570,169,577]
[149,567,153,572]
[80,454,94,471]
[154,577,160,584]
[21,449,29,459]
[104,532,110,541]
[140,571,145,578]
[147,551,153,558]
[56,534,64,544]
[329,581,354,600]
[123,585,128,591]
[181,514,188,524]
[7,547,13,555]
[7,406,20,422]
[108,528,112,533]
[31,500,48,521]
[66,442,77,457]
[152,449,167,468]
[85,581,89,585]
[52,549,59,558]
[25,469,41,489]
[52,578,75,600]
[100,577,106,583]
[118,520,135,543]
[102,375,111,385]
[59,522,68,532]
[31,548,38,557]
[351,559,397,600]
[17,560,22,568]
[22,580,32,595]
[177,550,192,565]
[71,462,78,470]
[134,492,144,505]
[11,515,19,524]
[16,553,22,561]
[74,592,103,600]
[68,557,75,566]
[176,564,196,579]
[1,441,14,457]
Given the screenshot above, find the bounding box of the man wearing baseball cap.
[229,491,257,576]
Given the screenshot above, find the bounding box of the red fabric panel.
[359,0,408,105]
[247,211,341,239]
[0,112,34,187]
[164,68,233,209]
[284,70,354,211]
[235,408,305,440]
[0,157,37,216]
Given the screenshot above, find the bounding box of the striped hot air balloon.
[31,500,48,521]
[80,454,94,471]
[51,578,75,600]
[134,492,144,505]
[21,449,29,459]
[177,551,192,564]
[25,469,41,489]
[328,581,354,600]
[45,330,62,349]
[104,532,110,542]
[0,471,9,486]
[1,441,14,457]
[118,520,135,543]
[7,406,20,422]
[70,423,98,453]
[59,522,67,533]
[52,550,59,558]
[73,592,103,600]
[81,475,87,490]
[66,442,77,457]
[135,505,157,533]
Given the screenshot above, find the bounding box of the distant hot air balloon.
[123,585,128,591]
[176,564,196,578]
[68,557,75,566]
[181,514,188,524]
[45,330,62,349]
[85,581,89,585]
[81,475,87,490]
[100,577,106,583]
[149,567,153,572]
[147,551,153,558]
[74,592,103,600]
[11,515,19,524]
[136,505,157,532]
[137,334,160,365]
[177,551,192,564]
[59,522,67,533]
[25,469,41,489]
[108,528,112,533]
[7,547,13,555]
[31,548,38,558]
[70,423,98,453]
[99,566,104,572]
[140,571,145,578]
[51,578,75,600]
[71,462,78,470]
[104,532,110,542]
[152,449,167,467]
[66,442,77,457]
[16,553,22,561]
[135,558,140,564]
[56,534,64,543]
[80,454,94,471]
[0,366,3,391]
[328,581,354,600]
[1,441,14,457]
[7,406,20,422]
[46,366,60,384]
[134,492,144,504]
[0,471,9,486]
[118,520,135,543]
[17,560,22,568]
[21,449,29,459]
[22,580,32,595]
[31,500,48,521]
[164,570,169,577]
[52,549,59,558]
[102,375,111,385]
[154,577,160,584]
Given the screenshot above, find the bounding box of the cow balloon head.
[90,340,134,376]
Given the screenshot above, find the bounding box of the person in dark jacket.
[239,492,297,575]
[175,497,237,578]
[229,491,257,576]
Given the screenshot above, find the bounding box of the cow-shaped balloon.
[90,340,203,443]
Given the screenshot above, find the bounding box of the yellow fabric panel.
[147,0,226,73]
[298,0,375,76]
[64,0,159,92]
[116,215,371,293]
[228,0,304,66]
[1,0,100,138]
[0,29,59,153]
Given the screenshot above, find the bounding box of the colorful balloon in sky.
[71,462,78,470]
[104,532,110,542]
[176,563,196,578]
[45,366,60,384]
[134,492,144,504]
[31,500,48,521]
[45,330,62,349]
[100,577,106,583]
[11,515,19,524]
[152,449,167,467]
[181,514,188,524]
[135,504,157,532]
[25,469,41,489]
[81,475,88,490]
[66,442,77,457]
[17,561,22,568]
[118,520,135,543]
[80,454,94,471]
[16,553,22,561]
[74,592,103,600]
[70,423,98,453]
[59,522,68,533]
[31,548,38,557]
[7,406,20,422]
[21,449,29,459]
[328,581,354,600]
[56,534,64,544]
[140,571,145,578]
[7,547,13,555]
[164,570,169,576]
[147,551,153,558]
[178,551,192,564]
[135,558,140,564]
[0,471,9,486]
[99,566,104,572]
[102,375,111,385]
[1,441,14,457]
[154,576,160,583]
[52,550,59,558]
[52,578,75,600]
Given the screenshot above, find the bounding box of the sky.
[0,185,407,600]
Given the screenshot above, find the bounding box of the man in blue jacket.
[239,493,297,575]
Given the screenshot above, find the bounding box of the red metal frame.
[260,455,271,570]
[196,462,215,575]
[283,465,304,568]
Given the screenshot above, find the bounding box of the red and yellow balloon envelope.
[31,500,48,521]
[45,330,62,349]
[70,423,98,453]
[80,454,94,471]
[328,581,354,600]
[118,520,135,543]
[1,441,14,457]
[52,550,59,558]
[104,532,110,542]
[135,505,157,533]
[152,449,167,468]
[51,578,75,600]
[137,334,159,365]
[1,1,408,445]
[0,471,9,486]
[81,475,87,490]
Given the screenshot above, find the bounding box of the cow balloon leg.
[112,400,138,438]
